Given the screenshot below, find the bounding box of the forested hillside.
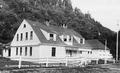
[0,0,118,58]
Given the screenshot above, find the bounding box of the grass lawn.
[0,57,42,70]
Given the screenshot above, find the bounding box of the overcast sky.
[71,0,120,32]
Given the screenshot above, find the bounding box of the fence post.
[46,57,48,67]
[65,57,68,66]
[18,56,22,68]
[104,58,107,64]
[113,59,115,63]
[96,59,98,64]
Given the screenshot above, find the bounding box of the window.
[52,47,56,57]
[25,47,27,56]
[21,33,23,41]
[88,51,89,54]
[66,50,72,56]
[49,33,54,40]
[88,51,92,54]
[50,34,53,38]
[63,35,67,42]
[26,32,28,40]
[30,31,33,40]
[64,38,67,41]
[90,51,92,54]
[17,34,19,41]
[24,24,26,28]
[20,47,22,55]
[79,51,82,54]
[30,47,32,56]
[80,39,83,44]
[69,36,72,41]
[8,49,11,56]
[16,47,18,55]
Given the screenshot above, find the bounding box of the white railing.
[10,57,90,68]
[8,56,115,68]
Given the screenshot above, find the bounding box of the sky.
[71,0,120,32]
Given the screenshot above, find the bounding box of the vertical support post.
[96,59,98,64]
[113,59,116,63]
[46,57,48,67]
[104,40,107,64]
[116,30,119,61]
[18,56,22,68]
[65,57,68,66]
[104,59,107,64]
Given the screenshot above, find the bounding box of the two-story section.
[10,20,41,60]
[8,19,88,62]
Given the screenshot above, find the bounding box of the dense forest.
[0,0,119,58]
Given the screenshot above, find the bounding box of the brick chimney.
[45,19,50,26]
[62,24,67,28]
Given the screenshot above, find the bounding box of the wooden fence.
[10,57,91,68]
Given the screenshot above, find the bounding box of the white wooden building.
[3,19,113,65]
[83,40,113,61]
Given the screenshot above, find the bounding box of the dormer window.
[49,33,56,41]
[64,38,67,41]
[69,36,73,42]
[80,39,83,44]
[63,35,67,42]
[49,33,54,39]
[63,35,72,42]
[24,24,26,28]
[50,34,53,38]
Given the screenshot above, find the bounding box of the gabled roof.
[26,19,65,46]
[84,40,109,50]
[21,20,108,50]
[25,19,83,46]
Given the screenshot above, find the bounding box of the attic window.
[24,24,26,28]
[30,31,33,40]
[17,34,19,41]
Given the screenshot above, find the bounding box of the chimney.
[45,19,50,26]
[62,24,67,28]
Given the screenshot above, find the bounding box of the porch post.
[96,59,98,64]
[104,58,107,64]
[65,57,68,66]
[18,56,22,68]
[46,57,48,67]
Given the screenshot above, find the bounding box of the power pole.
[116,29,119,61]
[104,40,107,64]
[116,23,119,61]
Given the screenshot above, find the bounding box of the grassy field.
[8,66,120,73]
